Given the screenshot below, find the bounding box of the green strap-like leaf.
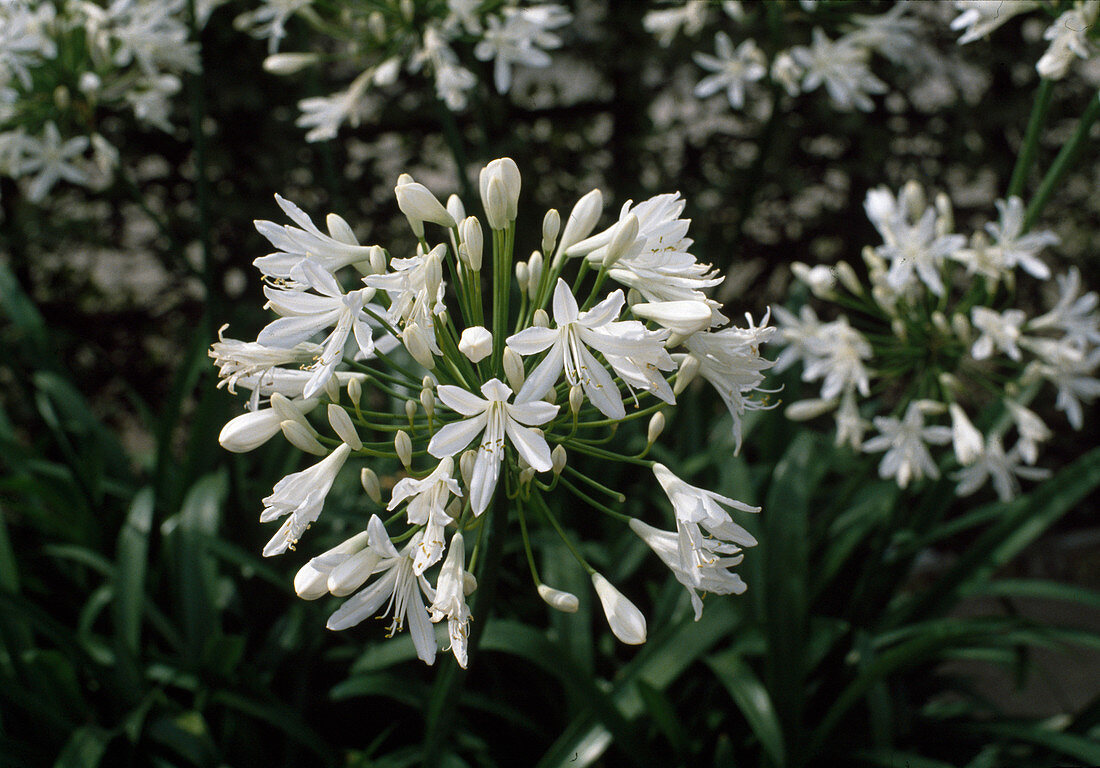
[706,650,786,767]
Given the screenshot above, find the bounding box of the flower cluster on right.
[775,182,1099,500]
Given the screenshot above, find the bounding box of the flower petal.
[428,413,487,458]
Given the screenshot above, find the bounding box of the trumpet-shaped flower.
[429,532,473,668]
[388,458,463,574]
[326,516,437,665]
[428,379,558,514]
[506,279,672,418]
[253,194,376,280]
[260,443,352,557]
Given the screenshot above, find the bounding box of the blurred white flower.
[863,401,953,488]
[790,29,887,112]
[473,5,571,93]
[951,0,1038,45]
[692,32,766,109]
[953,435,1050,501]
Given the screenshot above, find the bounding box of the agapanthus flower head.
[214,157,772,666]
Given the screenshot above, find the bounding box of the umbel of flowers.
[775,181,1100,501]
[212,158,773,667]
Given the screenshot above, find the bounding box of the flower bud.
[647,412,666,445]
[591,572,647,645]
[460,450,476,487]
[347,376,362,408]
[931,311,950,336]
[459,325,493,363]
[395,174,456,237]
[632,300,711,337]
[328,547,382,596]
[361,467,381,504]
[568,385,584,417]
[527,251,543,300]
[403,323,436,369]
[459,216,483,271]
[673,355,701,395]
[405,399,418,422]
[601,214,639,268]
[420,388,435,418]
[281,420,327,455]
[554,188,603,266]
[835,261,862,295]
[484,176,508,230]
[327,404,362,450]
[219,398,318,452]
[951,312,972,344]
[294,531,370,599]
[515,261,529,293]
[263,52,320,75]
[792,262,837,298]
[395,430,412,468]
[934,192,954,237]
[369,245,387,274]
[551,444,567,475]
[519,467,535,486]
[479,157,521,227]
[503,347,525,392]
[323,374,341,403]
[785,398,838,421]
[538,584,579,613]
[541,208,560,256]
[949,404,984,466]
[533,309,550,328]
[463,572,478,596]
[446,193,466,224]
[902,180,925,220]
[891,319,907,341]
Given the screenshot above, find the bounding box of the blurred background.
[2,1,1099,766]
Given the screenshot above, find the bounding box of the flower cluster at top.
[0,0,209,202]
[238,0,571,142]
[644,1,952,113]
[211,157,773,667]
[774,182,1099,501]
[951,0,1099,80]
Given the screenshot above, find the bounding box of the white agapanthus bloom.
[1024,340,1100,430]
[865,185,965,296]
[253,193,377,281]
[953,435,1051,501]
[388,457,463,574]
[260,443,352,557]
[429,532,473,668]
[1036,1,1099,80]
[970,307,1027,362]
[984,197,1058,280]
[950,0,1038,45]
[798,317,873,400]
[863,401,953,488]
[642,0,709,46]
[506,279,672,419]
[692,32,767,109]
[18,122,90,202]
[428,379,558,514]
[233,0,314,54]
[1029,268,1100,347]
[473,5,571,93]
[790,29,887,112]
[326,516,438,666]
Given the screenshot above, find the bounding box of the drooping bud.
[646,412,666,445]
[538,584,579,613]
[219,398,319,453]
[328,547,382,596]
[459,325,493,363]
[328,404,362,450]
[395,173,455,237]
[395,430,412,468]
[541,209,560,257]
[551,444,567,475]
[673,355,701,395]
[360,467,381,504]
[281,420,327,455]
[591,572,647,645]
[459,216,483,271]
[503,347,525,392]
[294,531,370,599]
[263,52,320,75]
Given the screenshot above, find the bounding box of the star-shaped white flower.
[428,379,558,514]
[693,33,766,109]
[429,532,473,668]
[387,457,463,574]
[863,401,952,488]
[506,279,672,419]
[260,443,352,557]
[253,193,375,281]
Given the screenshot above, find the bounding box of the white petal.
[436,384,488,416]
[506,326,560,356]
[505,419,553,472]
[515,341,565,403]
[428,413,488,458]
[552,279,579,323]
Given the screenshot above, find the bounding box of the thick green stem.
[1024,94,1100,231]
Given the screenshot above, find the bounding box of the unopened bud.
[934,192,954,237]
[463,572,478,596]
[555,188,603,266]
[263,52,320,75]
[674,355,701,395]
[836,261,862,294]
[329,547,382,596]
[785,398,837,421]
[420,388,435,417]
[931,311,950,336]
[328,404,362,450]
[551,444,567,475]
[271,392,309,429]
[369,245,387,274]
[602,214,639,268]
[591,572,647,645]
[459,216,483,271]
[347,377,362,408]
[569,385,584,416]
[368,11,386,38]
[403,324,436,369]
[541,209,560,257]
[538,584,579,613]
[459,325,493,364]
[647,412,666,444]
[323,374,341,403]
[503,347,525,391]
[395,430,412,468]
[515,261,529,293]
[479,157,521,228]
[405,400,417,422]
[533,309,550,327]
[460,450,476,487]
[361,467,381,504]
[446,193,466,224]
[952,312,971,343]
[891,319,907,341]
[527,251,543,300]
[484,177,508,231]
[519,467,535,485]
[281,420,327,455]
[395,174,455,237]
[543,387,557,406]
[902,180,925,220]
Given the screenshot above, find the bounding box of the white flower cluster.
[951,0,1099,81]
[241,0,571,142]
[645,2,940,113]
[0,0,204,202]
[212,157,773,665]
[776,182,1099,500]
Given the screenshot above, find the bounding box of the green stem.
[1007,78,1054,199]
[1024,94,1100,231]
